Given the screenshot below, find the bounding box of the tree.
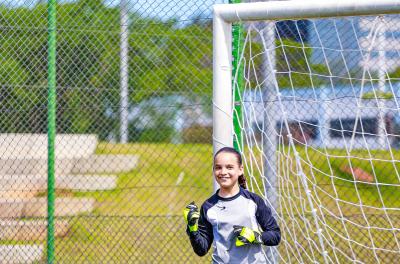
[134,20,212,95]
[243,36,330,89]
[0,1,122,137]
[0,1,329,138]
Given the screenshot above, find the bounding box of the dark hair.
[214,147,247,189]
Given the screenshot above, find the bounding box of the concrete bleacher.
[0,219,69,241]
[0,197,95,218]
[0,174,118,193]
[0,245,43,264]
[0,134,98,159]
[72,154,138,173]
[0,133,138,263]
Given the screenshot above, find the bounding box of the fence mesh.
[0,0,218,263]
[0,0,399,263]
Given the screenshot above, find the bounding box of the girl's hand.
[232,225,262,246]
[183,202,200,232]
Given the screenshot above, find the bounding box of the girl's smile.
[214,152,244,194]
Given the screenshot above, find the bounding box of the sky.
[10,0,226,22]
[124,0,225,22]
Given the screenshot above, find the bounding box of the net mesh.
[237,16,400,263]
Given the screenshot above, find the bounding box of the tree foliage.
[0,1,327,140]
[243,36,329,89]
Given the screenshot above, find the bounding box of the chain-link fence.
[0,0,220,262]
[1,0,400,263]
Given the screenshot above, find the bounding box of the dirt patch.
[340,166,374,183]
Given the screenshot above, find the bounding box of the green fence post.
[230,0,244,151]
[47,0,57,263]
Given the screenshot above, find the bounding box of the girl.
[184,147,281,263]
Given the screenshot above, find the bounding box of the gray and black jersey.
[187,188,281,264]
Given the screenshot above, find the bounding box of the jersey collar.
[216,187,243,201]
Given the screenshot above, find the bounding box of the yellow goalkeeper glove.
[183,202,200,232]
[233,225,263,246]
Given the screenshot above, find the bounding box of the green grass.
[55,143,214,263]
[92,142,214,216]
[23,143,400,263]
[269,146,400,263]
[299,146,400,209]
[245,145,400,210]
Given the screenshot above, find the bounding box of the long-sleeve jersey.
[187,188,281,264]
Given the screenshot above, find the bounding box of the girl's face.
[214,152,243,190]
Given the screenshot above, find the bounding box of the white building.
[244,85,400,150]
[309,15,400,74]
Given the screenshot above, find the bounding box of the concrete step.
[1,175,45,198]
[0,245,43,264]
[0,219,69,241]
[1,175,45,190]
[0,197,95,218]
[0,133,97,159]
[0,154,137,176]
[1,190,41,199]
[0,174,117,193]
[57,174,117,191]
[72,154,139,174]
[0,199,24,218]
[24,197,95,217]
[0,158,76,176]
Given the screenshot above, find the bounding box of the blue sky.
[126,0,225,21]
[11,0,226,22]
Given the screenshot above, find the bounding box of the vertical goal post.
[213,0,400,263]
[213,1,400,152]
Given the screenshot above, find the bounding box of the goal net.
[213,1,400,263]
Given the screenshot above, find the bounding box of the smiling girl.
[183,147,281,263]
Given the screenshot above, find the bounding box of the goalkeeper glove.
[233,225,263,247]
[183,202,200,232]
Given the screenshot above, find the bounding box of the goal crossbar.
[213,0,400,155]
[214,0,400,23]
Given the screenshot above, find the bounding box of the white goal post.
[213,0,400,263]
[213,0,400,156]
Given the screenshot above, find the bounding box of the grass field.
[27,143,400,263]
[56,143,214,263]
[244,145,400,263]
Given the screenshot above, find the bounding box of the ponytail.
[238,174,247,189]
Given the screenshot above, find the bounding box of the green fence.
[0,0,220,262]
[1,0,400,263]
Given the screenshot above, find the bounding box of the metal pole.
[47,0,57,262]
[377,17,387,149]
[262,19,279,264]
[120,0,129,143]
[213,9,233,191]
[261,20,278,213]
